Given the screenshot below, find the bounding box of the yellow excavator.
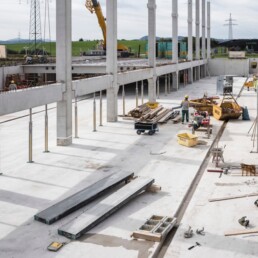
[85,0,131,57]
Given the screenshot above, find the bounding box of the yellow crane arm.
[85,0,106,49]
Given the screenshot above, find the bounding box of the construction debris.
[47,242,66,252]
[128,104,180,124]
[184,226,193,238]
[131,215,177,242]
[238,216,249,227]
[188,242,201,250]
[208,192,258,202]
[196,227,205,236]
[224,228,258,237]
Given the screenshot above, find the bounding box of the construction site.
[1,0,258,258]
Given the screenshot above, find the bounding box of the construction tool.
[188,242,201,250]
[47,242,65,252]
[196,227,205,236]
[238,216,249,227]
[184,226,193,238]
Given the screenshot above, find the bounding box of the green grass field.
[6,40,148,57]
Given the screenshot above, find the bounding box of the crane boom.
[85,0,129,53]
[85,0,107,49]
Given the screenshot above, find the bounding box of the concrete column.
[172,72,178,91]
[188,0,193,61]
[172,0,178,63]
[106,0,118,122]
[207,1,211,59]
[56,0,72,146]
[202,0,206,60]
[148,0,157,102]
[195,0,200,60]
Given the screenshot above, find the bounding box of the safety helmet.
[11,80,14,83]
[185,95,188,99]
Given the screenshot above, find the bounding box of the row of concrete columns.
[55,0,210,146]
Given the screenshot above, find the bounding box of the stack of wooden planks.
[128,104,180,123]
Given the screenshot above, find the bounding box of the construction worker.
[181,95,190,124]
[9,80,17,91]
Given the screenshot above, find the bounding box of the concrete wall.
[208,58,249,76]
[0,66,24,90]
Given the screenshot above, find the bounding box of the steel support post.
[141,81,144,104]
[28,108,33,163]
[165,75,168,96]
[157,77,160,99]
[168,74,171,93]
[44,104,50,152]
[93,93,97,132]
[122,85,125,116]
[99,91,103,126]
[136,82,139,107]
[74,97,78,138]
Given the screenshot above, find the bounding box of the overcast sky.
[0,0,257,41]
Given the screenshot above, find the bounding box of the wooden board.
[209,192,258,202]
[34,171,134,224]
[225,228,258,236]
[132,231,162,242]
[58,177,154,239]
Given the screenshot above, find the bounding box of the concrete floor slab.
[1,76,254,258]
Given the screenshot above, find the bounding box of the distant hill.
[0,38,52,44]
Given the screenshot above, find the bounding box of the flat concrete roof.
[0,76,257,258]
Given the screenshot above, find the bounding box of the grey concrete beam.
[23,64,106,74]
[0,84,63,116]
[117,69,153,85]
[74,75,112,96]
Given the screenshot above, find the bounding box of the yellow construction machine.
[85,0,131,57]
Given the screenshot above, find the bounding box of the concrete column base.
[148,76,157,103]
[57,136,72,146]
[196,66,200,80]
[107,87,118,122]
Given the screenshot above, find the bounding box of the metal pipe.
[93,93,97,132]
[28,108,33,163]
[136,82,139,107]
[44,104,49,152]
[74,97,78,138]
[99,91,103,126]
[141,80,144,104]
[122,85,125,116]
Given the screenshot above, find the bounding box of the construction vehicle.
[85,0,131,57]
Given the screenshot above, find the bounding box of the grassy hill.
[5,40,148,57]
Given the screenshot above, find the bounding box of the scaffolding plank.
[58,177,154,239]
[34,171,134,225]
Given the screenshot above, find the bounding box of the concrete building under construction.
[0,1,258,258]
